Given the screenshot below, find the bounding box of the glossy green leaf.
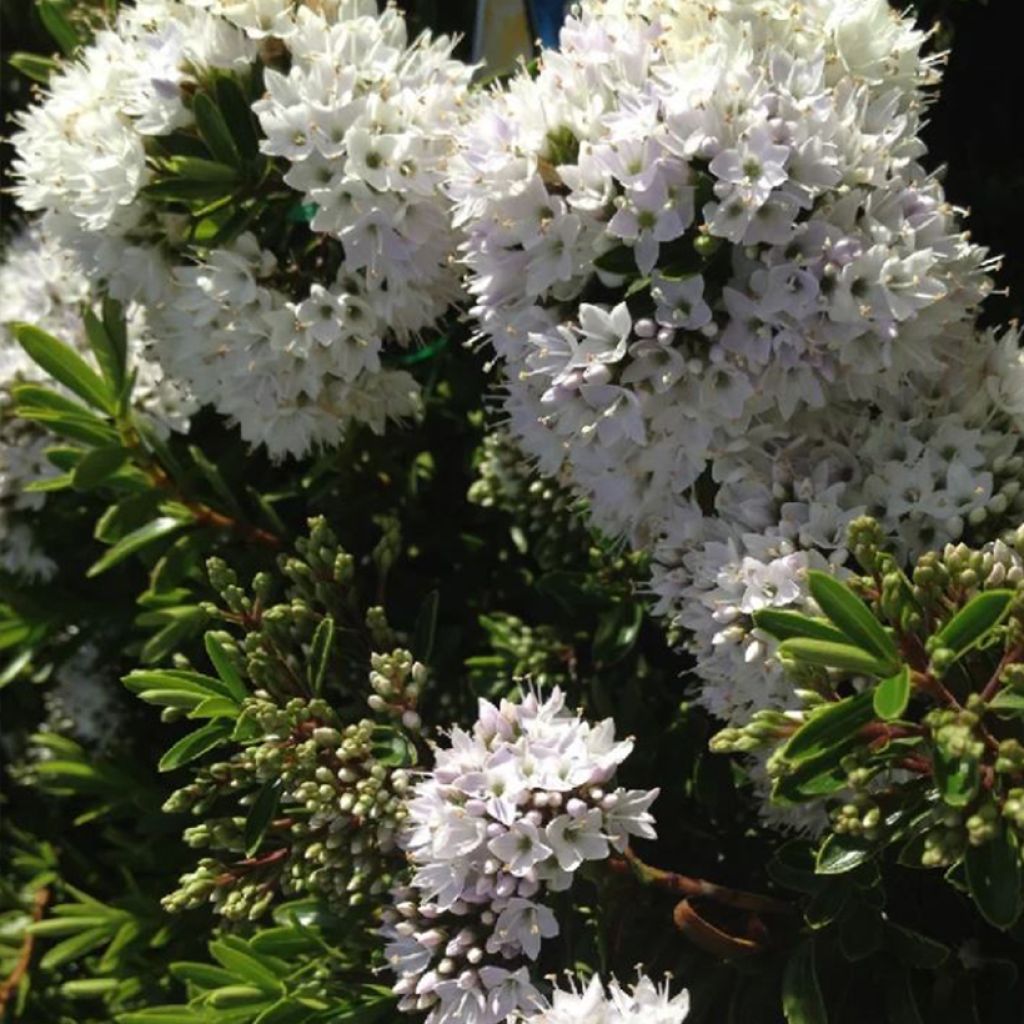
[83,307,125,392]
[808,570,900,667]
[412,591,439,664]
[204,634,248,702]
[71,446,129,491]
[36,1,80,55]
[816,831,875,875]
[244,778,284,856]
[752,609,850,645]
[39,926,115,969]
[163,156,240,182]
[936,589,1015,657]
[158,719,232,772]
[213,76,261,160]
[873,665,911,721]
[778,637,894,676]
[14,323,114,413]
[307,616,335,697]
[193,92,241,166]
[885,969,924,1024]
[988,688,1024,714]
[8,51,59,83]
[964,824,1023,930]
[884,923,949,969]
[933,742,980,809]
[87,517,188,577]
[783,690,875,763]
[782,939,826,1024]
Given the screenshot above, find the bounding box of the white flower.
[384,688,658,1024]
[545,809,609,872]
[522,972,690,1024]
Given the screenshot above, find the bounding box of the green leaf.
[816,832,875,875]
[204,634,248,702]
[778,638,894,677]
[782,690,876,763]
[158,720,232,772]
[873,665,911,721]
[988,688,1024,714]
[307,616,335,697]
[933,741,979,808]
[884,923,949,969]
[214,77,261,160]
[839,901,883,961]
[124,668,238,702]
[8,51,59,83]
[244,779,283,857]
[935,590,1015,657]
[102,298,129,379]
[412,591,439,664]
[71,446,129,491]
[804,880,849,929]
[40,926,115,969]
[118,1009,205,1023]
[884,970,924,1024]
[252,1001,316,1024]
[13,323,113,413]
[15,408,120,446]
[82,307,125,392]
[193,92,241,167]
[36,1,81,55]
[592,600,643,664]
[964,824,1023,930]
[752,609,850,645]
[88,517,188,577]
[808,571,900,668]
[187,444,243,515]
[208,940,284,993]
[95,493,162,544]
[782,939,826,1024]
[163,156,240,182]
[169,962,238,989]
[207,984,270,1009]
[142,178,233,203]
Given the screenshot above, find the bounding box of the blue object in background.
[526,0,566,48]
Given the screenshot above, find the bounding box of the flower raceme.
[12,0,472,457]
[383,687,659,1024]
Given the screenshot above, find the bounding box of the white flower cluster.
[518,972,689,1024]
[448,0,994,542]
[0,227,195,579]
[648,335,1024,730]
[11,0,254,303]
[383,688,658,1024]
[13,0,472,457]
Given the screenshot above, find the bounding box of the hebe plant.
[714,518,1024,930]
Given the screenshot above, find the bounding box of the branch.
[606,847,792,915]
[0,888,50,1016]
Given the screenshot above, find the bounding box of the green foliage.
[719,517,1024,934]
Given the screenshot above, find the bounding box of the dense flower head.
[449,0,994,543]
[12,0,473,457]
[519,972,690,1024]
[383,687,658,1024]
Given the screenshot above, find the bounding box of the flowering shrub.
[12,0,471,455]
[1,2,1023,1024]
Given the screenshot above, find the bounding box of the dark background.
[3,0,1023,321]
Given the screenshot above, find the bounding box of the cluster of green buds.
[141,518,425,921]
[468,430,583,565]
[468,612,575,692]
[712,519,1024,931]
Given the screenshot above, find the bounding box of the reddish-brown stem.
[607,847,792,915]
[981,645,1021,704]
[0,888,50,1015]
